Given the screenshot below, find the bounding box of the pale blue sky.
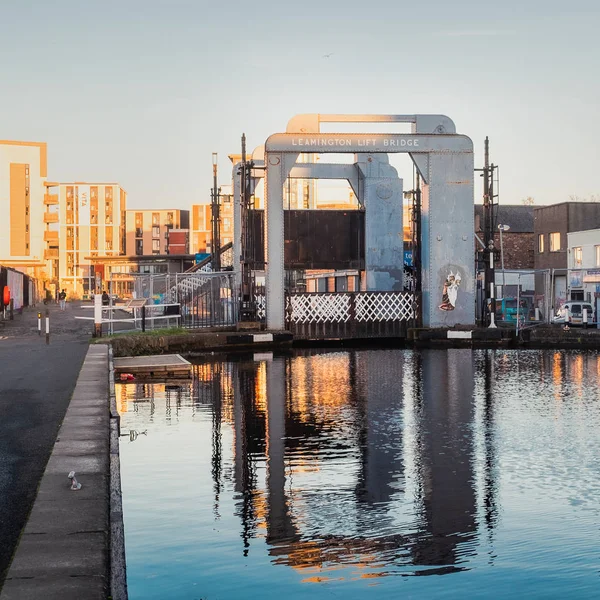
[1,0,599,209]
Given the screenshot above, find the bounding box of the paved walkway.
[0,302,93,591]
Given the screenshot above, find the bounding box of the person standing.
[58,289,67,311]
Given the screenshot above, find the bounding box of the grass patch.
[92,327,190,342]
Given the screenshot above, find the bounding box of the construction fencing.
[132,272,238,329]
[476,268,600,326]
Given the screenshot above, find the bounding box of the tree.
[521,196,535,205]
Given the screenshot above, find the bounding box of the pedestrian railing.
[77,302,182,335]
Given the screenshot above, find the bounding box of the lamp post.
[211,152,221,273]
[497,223,510,301]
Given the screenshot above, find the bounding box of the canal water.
[117,349,600,599]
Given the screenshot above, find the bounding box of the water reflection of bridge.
[118,349,504,578]
[221,350,484,577]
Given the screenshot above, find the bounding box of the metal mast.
[239,134,256,320]
[211,153,221,273]
[478,137,498,327]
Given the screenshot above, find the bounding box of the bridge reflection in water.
[117,349,600,597]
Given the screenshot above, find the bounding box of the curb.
[108,346,128,600]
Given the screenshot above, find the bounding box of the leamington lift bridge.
[233,114,474,330]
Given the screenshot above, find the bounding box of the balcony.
[44,231,59,242]
[44,194,59,205]
[44,248,59,260]
[44,212,59,223]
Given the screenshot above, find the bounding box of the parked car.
[552,302,595,325]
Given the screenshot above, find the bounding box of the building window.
[573,246,583,268]
[135,239,143,255]
[595,245,600,267]
[152,239,160,253]
[152,213,160,226]
[549,232,561,252]
[135,212,143,228]
[152,226,160,238]
[166,212,174,226]
[105,240,113,251]
[538,234,544,253]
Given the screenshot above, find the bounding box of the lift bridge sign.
[266,133,472,154]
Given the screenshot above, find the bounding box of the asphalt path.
[0,302,92,588]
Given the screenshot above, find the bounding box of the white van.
[553,301,595,325]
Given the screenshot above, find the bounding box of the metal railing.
[131,272,238,329]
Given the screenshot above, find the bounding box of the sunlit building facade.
[125,209,189,256]
[47,182,127,298]
[0,140,52,284]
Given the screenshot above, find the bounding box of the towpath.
[0,301,92,588]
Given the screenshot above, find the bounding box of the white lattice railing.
[288,293,352,324]
[252,291,417,324]
[355,292,415,322]
[287,292,416,324]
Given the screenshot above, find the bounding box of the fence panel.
[286,291,417,339]
[170,272,238,329]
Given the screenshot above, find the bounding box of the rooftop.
[474,204,537,233]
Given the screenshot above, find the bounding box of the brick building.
[475,204,536,269]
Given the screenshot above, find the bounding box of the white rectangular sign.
[78,185,90,226]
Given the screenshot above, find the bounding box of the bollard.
[535,307,540,321]
[94,293,102,338]
[583,308,588,328]
[45,309,50,344]
[38,312,42,336]
[141,305,146,332]
[9,298,14,320]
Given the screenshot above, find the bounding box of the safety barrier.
[286,291,418,339]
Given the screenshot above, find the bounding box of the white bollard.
[535,307,540,321]
[94,293,102,337]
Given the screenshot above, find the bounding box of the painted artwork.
[439,270,462,311]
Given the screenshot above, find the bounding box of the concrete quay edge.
[0,344,128,600]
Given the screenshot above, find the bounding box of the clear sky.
[1,0,599,209]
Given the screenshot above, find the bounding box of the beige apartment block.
[125,209,190,256]
[0,140,52,283]
[47,183,127,298]
[190,192,234,256]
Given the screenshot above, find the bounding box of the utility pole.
[239,133,256,320]
[477,137,499,327]
[211,152,221,273]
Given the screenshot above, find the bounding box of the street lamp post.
[497,223,510,303]
[211,152,221,273]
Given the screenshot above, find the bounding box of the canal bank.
[103,325,600,358]
[0,303,92,593]
[0,344,126,600]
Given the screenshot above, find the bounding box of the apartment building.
[0,140,51,283]
[46,183,127,297]
[125,209,189,256]
[190,192,233,255]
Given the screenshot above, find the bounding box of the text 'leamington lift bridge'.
[231,114,474,331]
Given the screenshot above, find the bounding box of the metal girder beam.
[264,129,475,330]
[286,113,456,135]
